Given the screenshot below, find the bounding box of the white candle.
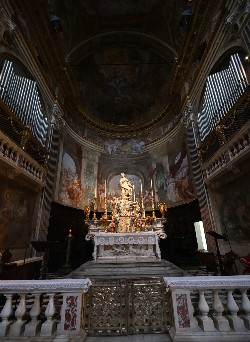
[104,180,107,198]
[133,185,135,202]
[150,179,153,188]
[95,186,97,198]
[140,180,143,194]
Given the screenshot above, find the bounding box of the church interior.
[0,0,249,341]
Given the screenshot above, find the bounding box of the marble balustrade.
[0,131,46,185]
[202,121,250,182]
[0,278,91,340]
[165,275,250,342]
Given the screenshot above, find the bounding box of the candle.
[140,180,143,194]
[150,179,153,188]
[133,184,135,202]
[95,186,97,198]
[68,229,72,237]
[105,180,107,198]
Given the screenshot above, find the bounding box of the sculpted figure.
[119,173,133,198]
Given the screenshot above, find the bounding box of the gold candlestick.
[92,197,97,220]
[84,204,91,220]
[104,197,108,219]
[151,194,156,219]
[141,194,146,219]
[158,203,167,218]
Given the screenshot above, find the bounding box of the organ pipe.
[0,60,48,146]
[198,53,248,141]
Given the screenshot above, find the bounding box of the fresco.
[58,129,196,212]
[218,174,250,241]
[150,130,196,207]
[0,180,36,249]
[58,135,98,209]
[74,47,170,126]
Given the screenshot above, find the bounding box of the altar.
[69,173,183,279]
[93,232,161,260]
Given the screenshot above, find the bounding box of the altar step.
[86,333,171,342]
[69,258,184,279]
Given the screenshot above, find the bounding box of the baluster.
[0,293,13,336]
[40,293,57,336]
[0,140,3,154]
[226,290,245,331]
[9,293,26,336]
[241,289,250,329]
[24,293,42,337]
[197,290,215,331]
[243,134,248,147]
[212,290,230,331]
[4,145,9,157]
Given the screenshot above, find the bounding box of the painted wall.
[57,133,99,209]
[57,128,196,211]
[0,178,37,251]
[214,173,250,242]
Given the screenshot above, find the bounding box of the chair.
[239,255,250,274]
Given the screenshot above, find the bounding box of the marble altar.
[69,173,183,279]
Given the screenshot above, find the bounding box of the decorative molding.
[164,276,250,289]
[0,278,92,293]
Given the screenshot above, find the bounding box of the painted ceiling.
[14,0,217,141]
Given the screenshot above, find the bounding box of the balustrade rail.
[0,129,47,186]
[0,279,91,340]
[165,276,250,342]
[202,121,250,181]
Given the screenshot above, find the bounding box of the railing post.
[57,291,86,338]
[169,289,197,333]
[9,293,27,336]
[24,293,41,337]
[241,289,250,329]
[212,290,230,331]
[0,293,13,337]
[197,290,215,331]
[40,293,57,336]
[227,290,245,331]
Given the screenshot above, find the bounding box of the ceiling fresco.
[15,0,212,142]
[44,0,189,136]
[74,47,171,125]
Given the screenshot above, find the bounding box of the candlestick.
[151,181,156,219]
[58,233,73,276]
[92,197,97,220]
[141,194,146,219]
[151,196,156,219]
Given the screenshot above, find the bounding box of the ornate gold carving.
[158,203,167,218]
[84,278,169,336]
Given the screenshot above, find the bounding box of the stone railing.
[0,278,91,340]
[0,130,46,187]
[165,276,250,342]
[202,121,250,182]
